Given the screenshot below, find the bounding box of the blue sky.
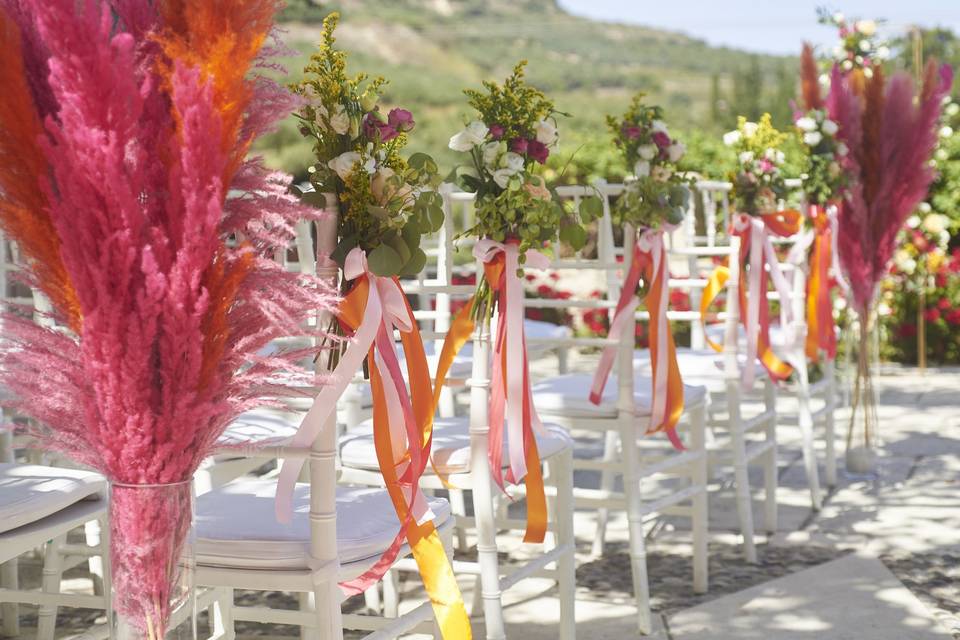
[557,1,960,55]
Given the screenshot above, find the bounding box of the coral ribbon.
[275,248,469,638]
[804,205,838,361]
[433,239,549,543]
[701,211,800,386]
[588,229,685,449]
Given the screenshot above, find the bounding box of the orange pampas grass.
[0,9,79,329]
[800,43,823,111]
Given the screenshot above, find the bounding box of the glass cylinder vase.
[108,480,196,640]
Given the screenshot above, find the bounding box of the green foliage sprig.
[607,93,691,230]
[292,12,444,277]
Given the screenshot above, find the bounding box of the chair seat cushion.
[704,323,791,350]
[0,464,104,535]
[217,409,300,447]
[531,373,707,419]
[195,480,451,570]
[634,347,771,393]
[340,416,572,475]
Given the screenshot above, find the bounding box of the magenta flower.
[387,108,414,132]
[364,113,399,142]
[623,125,642,140]
[510,137,529,155]
[527,139,549,164]
[489,123,505,140]
[759,159,774,173]
[652,131,671,149]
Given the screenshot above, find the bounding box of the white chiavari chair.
[194,210,459,640]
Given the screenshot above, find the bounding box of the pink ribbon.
[589,229,684,449]
[734,214,795,388]
[473,239,549,489]
[275,248,433,528]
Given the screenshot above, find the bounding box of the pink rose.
[489,124,505,140]
[387,108,415,132]
[527,139,549,164]
[510,137,529,155]
[652,131,671,149]
[623,125,642,140]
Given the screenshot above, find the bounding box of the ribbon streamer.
[701,211,801,386]
[804,205,838,361]
[433,239,549,543]
[589,229,685,449]
[275,248,470,638]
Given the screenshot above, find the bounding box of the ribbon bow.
[432,239,551,543]
[275,247,469,637]
[702,211,800,387]
[589,228,685,449]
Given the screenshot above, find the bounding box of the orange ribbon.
[339,277,471,639]
[701,210,800,383]
[805,205,837,361]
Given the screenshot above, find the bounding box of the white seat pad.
[457,319,570,360]
[340,416,572,475]
[634,348,768,393]
[0,464,103,535]
[218,408,300,447]
[532,373,707,419]
[195,480,451,570]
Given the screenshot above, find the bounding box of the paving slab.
[666,554,954,639]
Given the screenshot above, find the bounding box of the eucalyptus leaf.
[559,223,587,251]
[399,248,427,276]
[366,205,392,220]
[367,243,404,277]
[330,236,357,267]
[408,152,432,170]
[579,196,603,222]
[401,221,422,248]
[387,235,412,266]
[427,204,444,232]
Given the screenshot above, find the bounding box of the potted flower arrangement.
[606,93,690,230]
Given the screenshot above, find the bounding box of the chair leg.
[313,580,344,640]
[363,583,381,614]
[730,426,757,563]
[763,381,779,536]
[84,518,106,597]
[621,420,652,635]
[382,569,400,618]
[448,487,469,553]
[551,450,576,640]
[0,558,19,637]
[472,472,506,640]
[824,360,838,487]
[794,360,823,510]
[592,429,620,557]
[211,587,235,640]
[37,534,66,640]
[690,404,709,595]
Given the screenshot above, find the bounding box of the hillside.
[261,0,799,181]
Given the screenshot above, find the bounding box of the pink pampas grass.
[0,0,336,634]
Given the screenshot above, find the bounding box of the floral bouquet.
[292,13,443,279]
[724,114,790,218]
[795,110,848,207]
[440,61,593,543]
[283,14,469,637]
[0,0,336,636]
[606,93,690,230]
[816,8,889,77]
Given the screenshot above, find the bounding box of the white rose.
[923,213,948,235]
[776,150,786,164]
[651,119,668,133]
[742,122,758,138]
[795,116,817,132]
[856,20,877,36]
[723,130,741,146]
[667,142,686,162]
[876,46,890,60]
[638,144,657,160]
[946,103,959,117]
[842,59,854,71]
[448,120,489,152]
[836,142,849,156]
[633,160,650,178]
[906,215,921,228]
[821,119,839,136]
[501,151,525,174]
[327,151,362,181]
[739,151,755,164]
[534,119,559,145]
[940,126,954,138]
[919,202,932,213]
[482,141,501,167]
[803,131,823,146]
[492,168,518,189]
[859,40,872,52]
[329,104,350,135]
